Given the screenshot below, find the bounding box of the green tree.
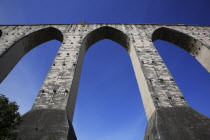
[0,94,21,140]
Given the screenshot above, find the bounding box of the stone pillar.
[19,29,86,139]
[0,24,210,140]
[129,33,210,139]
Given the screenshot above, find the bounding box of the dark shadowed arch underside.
[152,27,210,72]
[82,26,130,51]
[0,29,2,37]
[0,27,63,83]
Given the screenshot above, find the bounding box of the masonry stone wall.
[0,23,210,140]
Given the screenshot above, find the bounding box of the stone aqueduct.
[0,23,210,140]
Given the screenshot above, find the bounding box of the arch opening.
[67,26,143,123]
[0,27,63,83]
[153,40,210,117]
[74,39,147,140]
[152,27,210,72]
[82,26,130,52]
[0,40,62,114]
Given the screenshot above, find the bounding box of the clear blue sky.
[0,0,210,139]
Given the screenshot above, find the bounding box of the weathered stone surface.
[0,23,210,139]
[16,109,76,140]
[144,107,210,140]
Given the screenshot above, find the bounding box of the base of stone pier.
[144,107,210,140]
[16,109,77,140]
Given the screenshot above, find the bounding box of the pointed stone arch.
[0,23,208,140]
[152,27,210,72]
[82,26,130,51]
[0,27,63,83]
[66,26,131,119]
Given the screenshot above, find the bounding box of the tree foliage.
[0,94,21,139]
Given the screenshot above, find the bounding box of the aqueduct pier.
[0,23,210,139]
